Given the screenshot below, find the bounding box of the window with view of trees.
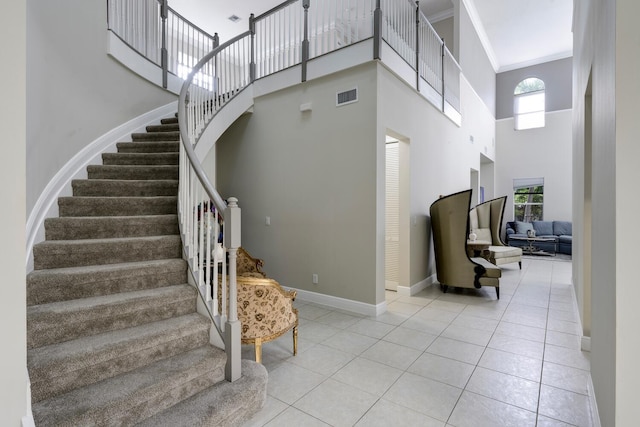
[514,78,545,130]
[513,178,544,222]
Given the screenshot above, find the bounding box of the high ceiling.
[170,0,573,73]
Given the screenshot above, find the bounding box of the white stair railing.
[178,31,252,382]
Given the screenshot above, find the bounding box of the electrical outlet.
[312,274,318,284]
[265,216,271,226]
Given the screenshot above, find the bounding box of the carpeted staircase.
[26,116,267,426]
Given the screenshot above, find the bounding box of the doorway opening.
[581,73,593,342]
[470,168,479,207]
[385,134,409,292]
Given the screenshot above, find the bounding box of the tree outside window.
[513,178,544,222]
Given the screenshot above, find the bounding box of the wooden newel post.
[224,197,241,381]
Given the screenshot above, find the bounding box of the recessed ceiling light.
[228,15,241,23]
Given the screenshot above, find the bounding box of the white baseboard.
[290,288,385,317]
[397,274,437,296]
[587,374,601,427]
[581,336,591,352]
[25,101,178,272]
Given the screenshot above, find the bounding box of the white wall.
[457,1,496,116]
[1,2,28,424]
[614,0,640,424]
[573,0,640,425]
[378,64,496,290]
[495,110,573,224]
[27,0,176,216]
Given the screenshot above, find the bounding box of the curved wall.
[27,0,176,216]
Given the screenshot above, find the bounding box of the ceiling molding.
[427,8,454,24]
[460,0,499,73]
[497,50,573,73]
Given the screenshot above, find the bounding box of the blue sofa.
[505,220,572,255]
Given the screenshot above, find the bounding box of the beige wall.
[1,1,28,424]
[217,63,379,304]
[216,59,496,306]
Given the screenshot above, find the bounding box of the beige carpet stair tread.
[28,313,212,402]
[116,141,179,153]
[72,179,178,197]
[33,235,182,269]
[32,345,226,426]
[102,152,179,165]
[138,360,268,427]
[57,195,178,216]
[28,284,196,348]
[27,259,187,305]
[44,214,179,240]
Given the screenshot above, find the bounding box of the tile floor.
[241,257,594,427]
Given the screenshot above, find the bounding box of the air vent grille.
[336,88,358,106]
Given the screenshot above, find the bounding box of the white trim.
[588,375,602,427]
[498,51,573,73]
[21,415,35,427]
[495,108,573,123]
[22,373,34,427]
[289,287,386,316]
[460,0,499,72]
[25,101,178,272]
[397,274,437,296]
[427,8,454,24]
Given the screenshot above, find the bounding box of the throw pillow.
[475,228,492,242]
[553,221,572,236]
[515,221,534,235]
[532,221,553,236]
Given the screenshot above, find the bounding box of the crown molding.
[460,0,500,72]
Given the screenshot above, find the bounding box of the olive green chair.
[430,190,502,299]
[469,196,522,269]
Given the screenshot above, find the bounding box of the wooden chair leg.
[293,326,298,356]
[518,261,522,270]
[254,338,262,364]
[496,287,500,300]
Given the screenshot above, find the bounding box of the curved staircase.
[27,117,266,426]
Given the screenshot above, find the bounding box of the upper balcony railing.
[108,0,219,88]
[106,0,463,383]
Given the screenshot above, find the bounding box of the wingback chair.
[221,247,298,363]
[469,197,522,269]
[430,190,502,299]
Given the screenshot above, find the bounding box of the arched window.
[514,78,545,130]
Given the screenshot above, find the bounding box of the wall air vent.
[336,87,358,106]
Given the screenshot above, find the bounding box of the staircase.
[26,116,267,426]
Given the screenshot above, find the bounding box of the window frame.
[513,178,544,222]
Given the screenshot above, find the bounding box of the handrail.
[177,30,252,382]
[107,0,218,88]
[178,30,252,203]
[254,0,301,21]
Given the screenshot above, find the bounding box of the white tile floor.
[241,257,594,427]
